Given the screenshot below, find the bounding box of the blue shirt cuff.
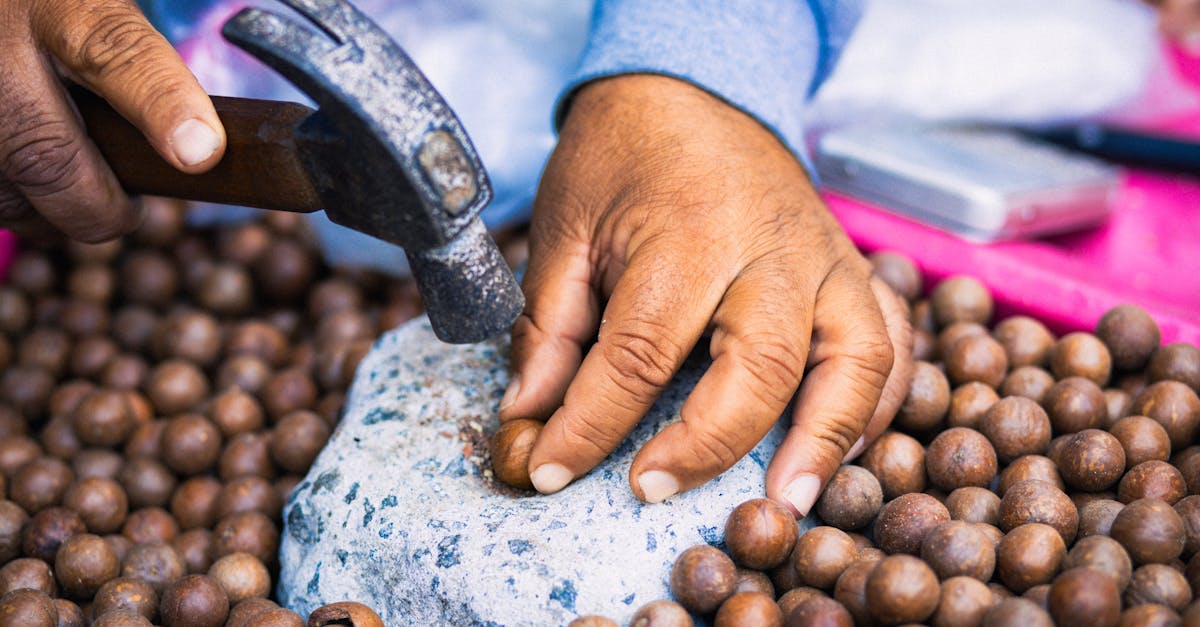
[557,0,862,173]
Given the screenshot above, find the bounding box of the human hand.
[1146,0,1200,42]
[0,0,225,242]
[498,75,913,516]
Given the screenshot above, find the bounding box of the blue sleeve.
[557,0,863,168]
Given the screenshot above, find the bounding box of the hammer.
[72,0,524,345]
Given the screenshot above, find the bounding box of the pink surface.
[825,170,1200,345]
[1168,43,1200,98]
[0,232,15,282]
[827,41,1200,346]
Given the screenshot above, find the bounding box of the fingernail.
[782,474,822,517]
[529,463,573,494]
[843,436,866,462]
[499,375,521,412]
[637,470,680,504]
[170,119,221,167]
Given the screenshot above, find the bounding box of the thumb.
[34,0,226,173]
[499,216,598,424]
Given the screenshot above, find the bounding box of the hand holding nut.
[498,74,914,515]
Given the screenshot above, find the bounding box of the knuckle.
[128,79,191,120]
[507,314,540,353]
[846,330,895,386]
[1,113,84,195]
[798,414,863,462]
[730,331,805,407]
[835,252,874,280]
[558,415,620,460]
[691,425,742,470]
[67,8,161,80]
[600,325,680,395]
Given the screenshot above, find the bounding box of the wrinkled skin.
[1148,0,1200,42]
[0,0,225,241]
[499,75,913,515]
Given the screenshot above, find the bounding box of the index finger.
[525,243,728,495]
[34,0,226,173]
[627,262,813,502]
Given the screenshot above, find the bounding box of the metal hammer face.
[221,0,524,344]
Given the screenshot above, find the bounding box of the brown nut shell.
[1095,304,1160,372]
[932,575,995,627]
[945,487,1001,526]
[874,493,950,555]
[920,520,996,581]
[931,276,993,327]
[896,361,951,431]
[865,554,940,625]
[792,526,857,590]
[1058,429,1126,492]
[1064,535,1133,591]
[489,419,542,491]
[1048,567,1120,626]
[1110,416,1172,470]
[859,432,926,500]
[724,498,797,571]
[670,545,737,614]
[1132,381,1200,449]
[1124,563,1192,611]
[995,523,1066,593]
[1118,460,1188,505]
[814,465,882,531]
[159,574,229,627]
[1050,333,1113,386]
[1110,498,1186,565]
[980,397,1051,464]
[925,427,998,492]
[1043,376,1107,434]
[998,480,1078,545]
[713,591,783,627]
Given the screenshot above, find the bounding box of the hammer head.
[221,0,524,344]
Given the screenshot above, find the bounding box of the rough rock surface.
[278,318,800,625]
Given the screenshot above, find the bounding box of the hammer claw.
[270,0,365,46]
[222,9,345,103]
[217,0,523,343]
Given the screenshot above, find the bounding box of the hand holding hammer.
[0,0,522,344]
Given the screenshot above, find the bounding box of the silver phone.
[813,124,1120,242]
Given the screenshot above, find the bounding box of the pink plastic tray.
[825,169,1200,345]
[826,41,1200,346]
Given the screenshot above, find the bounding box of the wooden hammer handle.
[74,88,322,214]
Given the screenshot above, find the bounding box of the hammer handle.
[75,88,322,214]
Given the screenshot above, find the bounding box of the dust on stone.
[454,412,534,499]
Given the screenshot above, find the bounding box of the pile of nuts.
[6,193,1195,627]
[567,252,1200,626]
[0,199,454,626]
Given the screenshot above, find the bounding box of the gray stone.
[278,317,801,626]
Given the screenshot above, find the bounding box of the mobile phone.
[813,124,1120,242]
